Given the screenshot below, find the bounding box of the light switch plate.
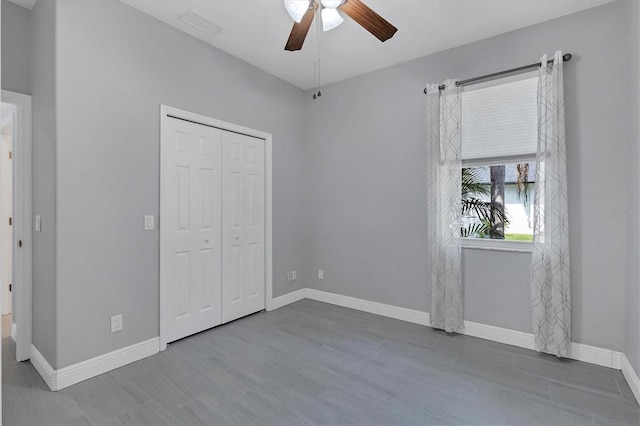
[35,215,41,232]
[144,215,155,231]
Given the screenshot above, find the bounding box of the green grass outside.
[505,233,534,241]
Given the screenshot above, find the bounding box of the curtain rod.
[423,53,572,94]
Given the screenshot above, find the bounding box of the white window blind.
[461,74,538,160]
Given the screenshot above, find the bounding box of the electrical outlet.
[287,272,292,282]
[292,270,297,280]
[111,314,123,333]
[318,269,324,280]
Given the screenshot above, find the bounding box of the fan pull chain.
[312,4,321,100]
[313,60,318,99]
[317,40,322,98]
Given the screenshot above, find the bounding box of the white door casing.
[1,112,13,315]
[160,106,272,350]
[222,131,265,323]
[161,117,223,344]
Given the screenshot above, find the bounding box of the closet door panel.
[192,132,222,334]
[161,118,222,344]
[222,132,265,323]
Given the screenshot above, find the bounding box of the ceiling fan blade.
[338,0,397,42]
[285,5,316,51]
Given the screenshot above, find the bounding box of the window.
[460,72,538,243]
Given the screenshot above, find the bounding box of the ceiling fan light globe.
[321,7,343,31]
[321,0,343,8]
[284,0,309,23]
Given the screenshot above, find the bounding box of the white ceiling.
[20,0,615,90]
[6,0,37,10]
[120,0,616,90]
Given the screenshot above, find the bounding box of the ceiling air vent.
[178,10,223,37]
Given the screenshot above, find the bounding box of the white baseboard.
[30,338,159,391]
[30,344,56,391]
[464,320,623,369]
[569,341,623,370]
[464,320,536,351]
[268,288,306,311]
[11,322,17,342]
[306,289,431,326]
[622,354,640,404]
[303,289,624,370]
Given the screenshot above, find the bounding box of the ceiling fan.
[284,0,397,51]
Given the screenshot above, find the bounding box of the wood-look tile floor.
[2,300,639,425]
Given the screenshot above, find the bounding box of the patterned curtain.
[426,80,464,333]
[531,51,571,357]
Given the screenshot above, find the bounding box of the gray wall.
[625,0,640,376]
[305,0,636,351]
[463,250,532,332]
[30,0,57,366]
[53,0,307,368]
[1,0,31,95]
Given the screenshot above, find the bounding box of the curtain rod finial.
[563,53,572,62]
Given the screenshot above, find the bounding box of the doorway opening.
[1,90,32,363]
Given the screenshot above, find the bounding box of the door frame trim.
[2,90,33,362]
[1,111,13,316]
[159,105,273,351]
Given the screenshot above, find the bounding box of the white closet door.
[222,131,265,323]
[161,118,222,344]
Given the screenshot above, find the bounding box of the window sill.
[461,238,533,253]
